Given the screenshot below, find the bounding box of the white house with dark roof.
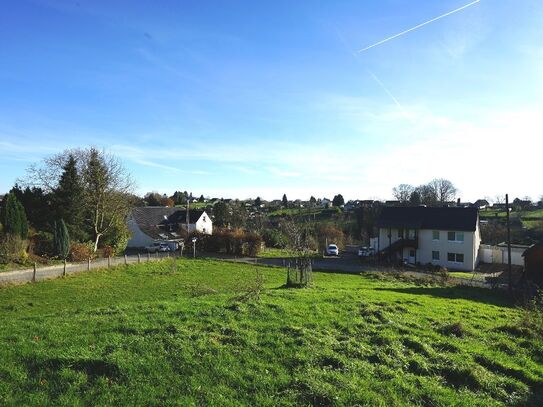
[126,207,212,249]
[376,206,481,271]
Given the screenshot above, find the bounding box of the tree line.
[392,178,458,206]
[0,147,135,264]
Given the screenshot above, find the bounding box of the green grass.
[1,259,542,406]
[448,272,486,281]
[257,247,319,258]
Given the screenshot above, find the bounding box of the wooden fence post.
[147,252,150,261]
[138,253,141,264]
[87,258,91,271]
[108,256,111,268]
[124,255,127,266]
[32,263,37,282]
[63,259,67,277]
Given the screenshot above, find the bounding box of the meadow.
[0,258,542,406]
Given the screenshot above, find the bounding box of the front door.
[408,249,416,264]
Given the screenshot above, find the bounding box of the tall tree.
[53,155,85,240]
[81,148,134,252]
[428,178,457,204]
[392,184,414,205]
[53,219,70,259]
[213,200,230,228]
[409,190,421,206]
[282,194,288,208]
[254,197,262,207]
[332,194,345,207]
[417,184,438,206]
[0,193,28,239]
[309,196,317,206]
[144,192,162,206]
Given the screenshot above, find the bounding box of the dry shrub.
[202,228,262,256]
[70,242,94,262]
[316,224,345,251]
[102,245,114,258]
[0,235,28,262]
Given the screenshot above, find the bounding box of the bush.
[69,242,94,262]
[201,228,263,256]
[102,245,114,258]
[316,224,345,251]
[262,229,288,249]
[0,235,28,263]
[28,231,54,257]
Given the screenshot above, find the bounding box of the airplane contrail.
[357,0,481,53]
[366,69,411,121]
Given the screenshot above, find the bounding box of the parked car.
[358,247,375,257]
[326,244,339,256]
[146,242,171,253]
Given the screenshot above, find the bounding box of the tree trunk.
[93,233,102,252]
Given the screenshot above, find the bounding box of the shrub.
[0,235,28,262]
[102,245,114,258]
[245,232,263,257]
[316,224,345,251]
[262,229,288,249]
[201,228,262,256]
[28,231,54,257]
[69,242,94,262]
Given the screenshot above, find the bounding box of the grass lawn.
[448,271,487,281]
[1,259,542,406]
[257,247,319,259]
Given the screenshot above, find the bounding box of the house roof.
[377,206,479,232]
[131,206,205,226]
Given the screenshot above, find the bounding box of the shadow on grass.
[374,285,513,307]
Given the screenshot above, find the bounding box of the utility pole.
[186,195,190,238]
[506,194,513,293]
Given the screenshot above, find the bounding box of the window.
[203,216,207,222]
[448,231,464,242]
[409,250,415,257]
[432,251,440,260]
[432,230,440,240]
[398,228,403,238]
[447,253,464,263]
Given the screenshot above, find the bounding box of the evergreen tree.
[254,197,262,207]
[282,194,288,208]
[53,155,85,239]
[332,194,345,207]
[0,193,28,239]
[53,219,70,259]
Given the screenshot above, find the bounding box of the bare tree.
[82,148,135,252]
[392,184,414,204]
[427,178,457,204]
[494,195,505,205]
[280,218,315,287]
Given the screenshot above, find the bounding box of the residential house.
[376,206,481,271]
[127,207,212,249]
[473,199,489,209]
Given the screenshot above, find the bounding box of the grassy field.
[1,259,542,406]
[257,247,319,259]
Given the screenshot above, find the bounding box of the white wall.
[126,217,155,248]
[195,211,213,235]
[378,227,480,271]
[479,244,524,266]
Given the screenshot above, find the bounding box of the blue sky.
[1,0,542,201]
